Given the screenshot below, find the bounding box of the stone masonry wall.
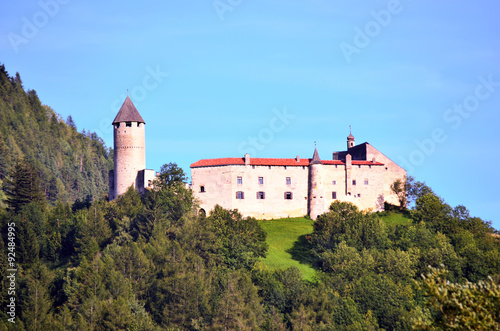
[114,121,146,198]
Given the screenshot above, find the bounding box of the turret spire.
[311,146,322,165]
[112,95,145,124]
[347,127,355,148]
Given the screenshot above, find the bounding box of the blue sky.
[1,0,499,228]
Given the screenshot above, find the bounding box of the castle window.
[258,177,264,185]
[302,166,305,170]
[200,186,205,193]
[137,122,140,127]
[252,165,256,169]
[332,180,336,185]
[286,177,291,185]
[364,179,369,185]
[126,122,132,127]
[237,176,242,185]
[332,191,337,199]
[268,166,271,169]
[284,166,287,170]
[358,165,361,168]
[284,192,293,200]
[115,123,120,128]
[352,180,356,185]
[257,191,265,199]
[236,191,244,199]
[357,193,361,197]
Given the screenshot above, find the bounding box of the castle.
[191,134,406,220]
[109,96,406,219]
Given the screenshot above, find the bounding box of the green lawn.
[257,211,411,282]
[376,211,412,226]
[258,217,317,281]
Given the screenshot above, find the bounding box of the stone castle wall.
[365,144,406,207]
[192,164,309,219]
[191,157,396,220]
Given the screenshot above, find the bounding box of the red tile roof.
[190,157,384,168]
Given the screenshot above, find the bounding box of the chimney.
[245,153,250,166]
[372,157,376,163]
[296,155,300,162]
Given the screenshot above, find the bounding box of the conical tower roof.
[112,96,145,124]
[310,147,322,165]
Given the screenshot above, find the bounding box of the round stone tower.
[111,95,146,200]
[308,147,325,220]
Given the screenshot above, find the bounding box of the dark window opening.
[257,191,265,199]
[364,179,369,185]
[115,123,120,128]
[200,186,205,193]
[284,192,293,200]
[332,192,337,199]
[126,122,132,127]
[236,191,244,199]
[352,180,356,185]
[137,122,140,127]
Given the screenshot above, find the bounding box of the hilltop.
[0,64,112,205]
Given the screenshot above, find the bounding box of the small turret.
[308,146,325,220]
[347,127,355,149]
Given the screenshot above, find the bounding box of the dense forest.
[0,65,499,330]
[1,161,499,330]
[0,64,112,205]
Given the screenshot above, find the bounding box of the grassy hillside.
[258,217,316,281]
[257,211,413,281]
[375,210,412,226]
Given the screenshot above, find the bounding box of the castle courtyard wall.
[192,164,309,219]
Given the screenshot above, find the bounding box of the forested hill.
[0,64,112,204]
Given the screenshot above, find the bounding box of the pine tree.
[3,160,45,213]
